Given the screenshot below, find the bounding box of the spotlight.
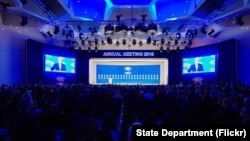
[79,33,84,40]
[104,24,114,34]
[95,46,98,52]
[201,27,207,34]
[176,33,181,40]
[187,39,192,46]
[153,40,157,46]
[166,47,170,52]
[77,25,82,32]
[94,39,98,45]
[147,23,157,35]
[162,27,169,35]
[176,47,180,52]
[208,29,215,36]
[89,27,97,35]
[160,46,163,53]
[185,29,193,39]
[122,39,126,45]
[160,38,165,45]
[147,37,152,44]
[116,41,120,46]
[135,23,147,34]
[175,40,178,45]
[81,40,85,46]
[101,40,105,45]
[20,16,28,26]
[88,40,92,46]
[115,23,128,33]
[132,39,136,45]
[167,41,171,45]
[138,41,143,46]
[47,31,53,38]
[236,16,244,26]
[107,37,113,44]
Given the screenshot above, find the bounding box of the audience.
[0,81,249,141]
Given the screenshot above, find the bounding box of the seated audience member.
[78,117,98,141]
[112,90,123,102]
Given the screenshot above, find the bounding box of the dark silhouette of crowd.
[0,81,250,141]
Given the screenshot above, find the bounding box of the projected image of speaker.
[182,55,217,74]
[44,54,76,74]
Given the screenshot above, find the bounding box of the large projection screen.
[89,58,168,85]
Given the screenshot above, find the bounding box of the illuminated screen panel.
[44,54,76,74]
[89,58,168,85]
[182,55,216,74]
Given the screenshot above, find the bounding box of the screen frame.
[182,54,217,75]
[43,54,76,74]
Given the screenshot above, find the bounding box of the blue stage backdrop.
[96,64,160,85]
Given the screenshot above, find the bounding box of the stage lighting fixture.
[185,29,193,38]
[81,40,85,46]
[187,39,193,46]
[208,29,215,36]
[168,41,171,45]
[79,33,84,40]
[115,23,128,33]
[95,46,98,52]
[166,47,170,52]
[161,38,165,45]
[54,26,59,34]
[132,39,136,45]
[20,16,28,26]
[77,25,82,31]
[88,40,92,46]
[176,33,181,40]
[107,37,113,44]
[201,27,207,34]
[147,37,152,44]
[104,24,114,34]
[175,40,178,45]
[153,40,157,46]
[160,46,163,53]
[101,40,105,45]
[122,39,126,45]
[94,39,98,45]
[147,23,157,35]
[135,23,147,34]
[162,27,170,35]
[138,41,143,46]
[116,41,120,46]
[176,46,180,52]
[47,31,53,38]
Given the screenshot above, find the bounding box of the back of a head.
[78,117,98,141]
